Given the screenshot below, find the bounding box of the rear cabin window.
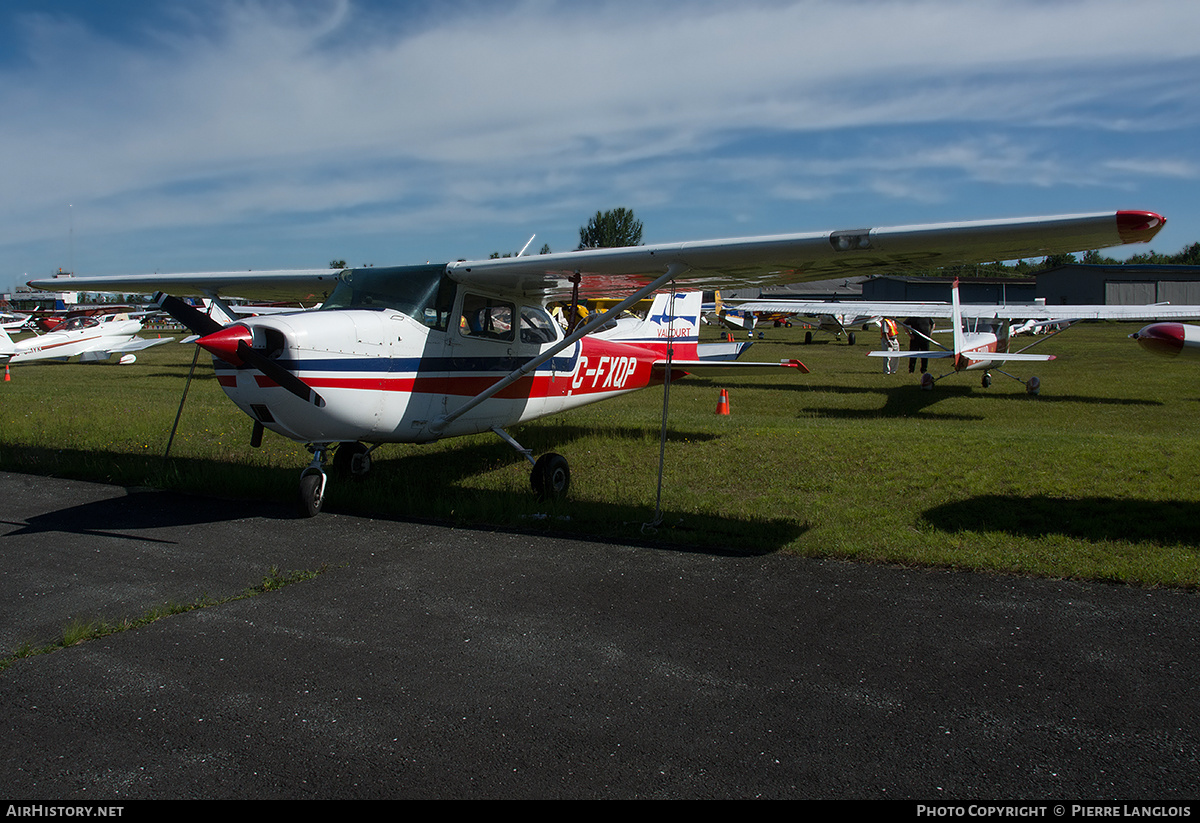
[460,295,514,342]
[519,306,559,345]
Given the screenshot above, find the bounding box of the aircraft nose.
[1131,323,1185,357]
[197,324,253,366]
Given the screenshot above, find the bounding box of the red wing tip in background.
[1132,322,1186,357]
[1116,210,1167,245]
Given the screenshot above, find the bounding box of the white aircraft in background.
[704,291,875,346]
[858,279,1200,391]
[0,312,174,366]
[867,279,1063,392]
[0,311,31,331]
[29,209,1166,514]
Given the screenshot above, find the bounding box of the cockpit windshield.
[57,316,101,332]
[320,264,456,331]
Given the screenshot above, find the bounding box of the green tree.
[577,207,644,249]
[1042,252,1078,269]
[1172,243,1200,265]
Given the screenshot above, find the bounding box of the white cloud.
[2,0,1199,278]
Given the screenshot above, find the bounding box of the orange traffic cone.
[4,365,9,382]
[715,388,730,415]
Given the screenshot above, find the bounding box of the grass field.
[3,318,1200,588]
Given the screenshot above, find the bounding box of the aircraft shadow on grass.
[340,424,804,556]
[2,426,804,556]
[924,494,1200,546]
[696,377,1163,423]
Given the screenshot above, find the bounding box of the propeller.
[156,292,324,460]
[196,324,325,407]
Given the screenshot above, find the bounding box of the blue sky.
[3,0,1199,292]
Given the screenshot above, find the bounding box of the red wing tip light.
[1116,210,1167,245]
[781,358,810,373]
[1132,322,1185,357]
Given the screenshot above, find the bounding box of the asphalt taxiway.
[2,471,1198,799]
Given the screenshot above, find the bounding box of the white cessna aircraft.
[834,279,1200,392]
[29,210,1166,515]
[0,311,173,366]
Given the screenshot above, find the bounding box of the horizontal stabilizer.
[653,358,809,375]
[868,350,955,358]
[970,352,1056,361]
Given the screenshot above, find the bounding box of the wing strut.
[429,263,690,435]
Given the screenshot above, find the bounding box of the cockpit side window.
[460,294,515,342]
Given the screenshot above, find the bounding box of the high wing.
[733,299,1200,322]
[28,211,1164,302]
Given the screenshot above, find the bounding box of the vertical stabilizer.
[595,290,701,359]
[951,278,966,356]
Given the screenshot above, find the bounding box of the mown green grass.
[3,319,1199,587]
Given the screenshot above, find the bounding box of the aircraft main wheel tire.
[333,441,372,478]
[981,373,992,388]
[804,331,813,344]
[531,453,570,501]
[848,332,856,346]
[299,473,325,518]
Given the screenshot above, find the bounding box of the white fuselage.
[212,305,674,446]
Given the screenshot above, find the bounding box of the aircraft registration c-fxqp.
[29,210,1165,516]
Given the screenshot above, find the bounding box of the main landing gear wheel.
[981,372,992,388]
[531,453,570,501]
[332,441,372,478]
[848,332,857,345]
[299,472,326,518]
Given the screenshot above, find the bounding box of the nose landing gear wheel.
[299,471,326,518]
[531,453,570,501]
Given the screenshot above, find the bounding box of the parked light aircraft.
[867,279,1062,391]
[730,298,935,346]
[31,303,149,333]
[29,210,1166,514]
[852,280,1200,391]
[0,312,174,366]
[705,290,855,346]
[0,311,31,331]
